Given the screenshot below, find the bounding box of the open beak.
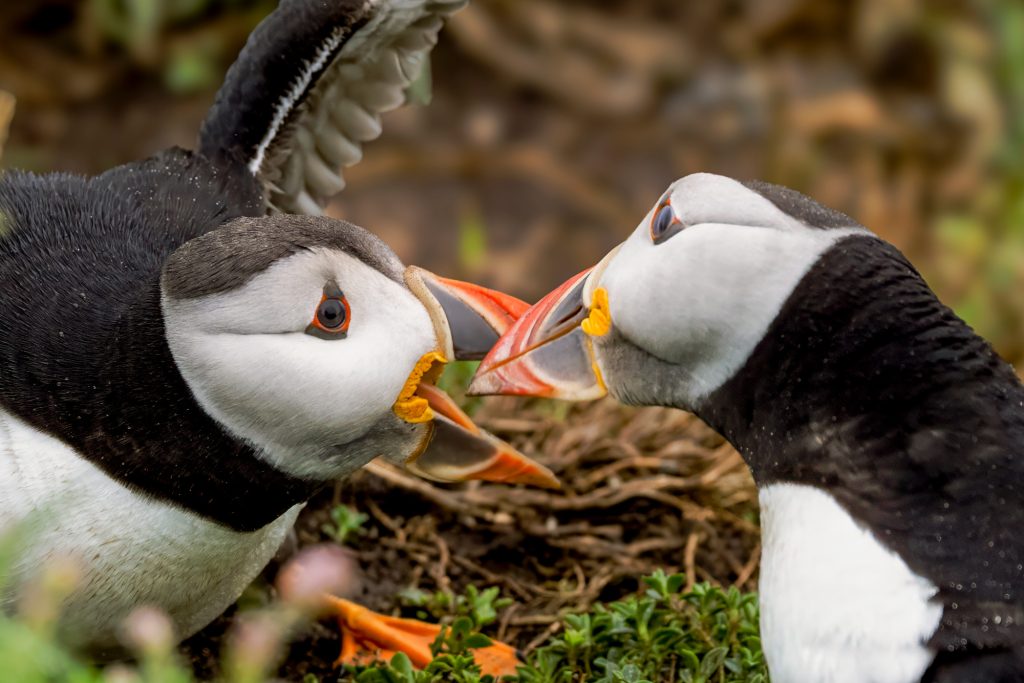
[466,266,611,401]
[405,266,530,361]
[390,268,560,489]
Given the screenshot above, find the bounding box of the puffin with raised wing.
[0,0,552,671]
[470,173,1024,683]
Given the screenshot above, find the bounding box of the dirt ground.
[177,398,759,680]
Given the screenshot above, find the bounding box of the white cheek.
[163,250,438,479]
[601,223,865,403]
[173,333,397,441]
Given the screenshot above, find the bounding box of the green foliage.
[321,504,369,545]
[457,211,488,274]
[348,617,499,683]
[85,0,274,93]
[991,0,1024,170]
[0,617,105,683]
[0,555,766,683]
[355,572,766,683]
[0,588,282,683]
[0,525,274,683]
[346,585,512,682]
[165,42,222,93]
[922,0,1024,363]
[515,572,765,683]
[399,584,512,629]
[0,531,103,682]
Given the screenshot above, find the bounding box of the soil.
[179,398,760,681]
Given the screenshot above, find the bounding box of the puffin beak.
[393,268,560,489]
[466,268,609,401]
[405,266,530,361]
[406,383,559,488]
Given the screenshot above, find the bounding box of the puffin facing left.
[0,0,553,659]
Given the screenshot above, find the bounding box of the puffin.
[469,173,1024,683]
[0,0,555,665]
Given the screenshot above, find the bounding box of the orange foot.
[323,595,520,677]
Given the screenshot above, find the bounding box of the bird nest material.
[243,397,761,680]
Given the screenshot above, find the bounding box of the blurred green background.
[2,0,1022,367]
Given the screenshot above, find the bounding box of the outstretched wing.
[199,0,464,215]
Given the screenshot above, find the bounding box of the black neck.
[702,235,1024,488]
[700,235,1024,614]
[82,280,326,532]
[698,234,1024,649]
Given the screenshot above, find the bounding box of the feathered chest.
[0,407,298,649]
[757,483,941,683]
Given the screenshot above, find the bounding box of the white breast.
[758,483,941,683]
[0,408,298,649]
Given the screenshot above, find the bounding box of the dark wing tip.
[199,0,466,216]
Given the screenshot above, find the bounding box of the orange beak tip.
[536,475,562,491]
[473,450,561,489]
[403,388,559,489]
[466,268,608,400]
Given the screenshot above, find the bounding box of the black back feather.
[702,235,1024,661]
[0,151,325,531]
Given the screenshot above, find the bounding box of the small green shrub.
[345,616,501,683]
[321,505,369,545]
[399,585,512,627]
[347,571,767,683]
[0,559,766,683]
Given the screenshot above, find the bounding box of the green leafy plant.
[348,616,499,683]
[353,572,766,683]
[0,552,767,683]
[515,572,766,683]
[321,505,369,545]
[457,211,488,274]
[347,585,512,683]
[400,585,512,629]
[83,0,275,93]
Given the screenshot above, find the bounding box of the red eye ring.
[306,285,351,339]
[649,198,684,244]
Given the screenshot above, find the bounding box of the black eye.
[307,287,351,339]
[317,298,346,329]
[650,203,681,243]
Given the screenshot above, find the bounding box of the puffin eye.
[317,299,346,329]
[650,202,683,244]
[306,285,351,339]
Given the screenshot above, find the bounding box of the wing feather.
[199,0,466,215]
